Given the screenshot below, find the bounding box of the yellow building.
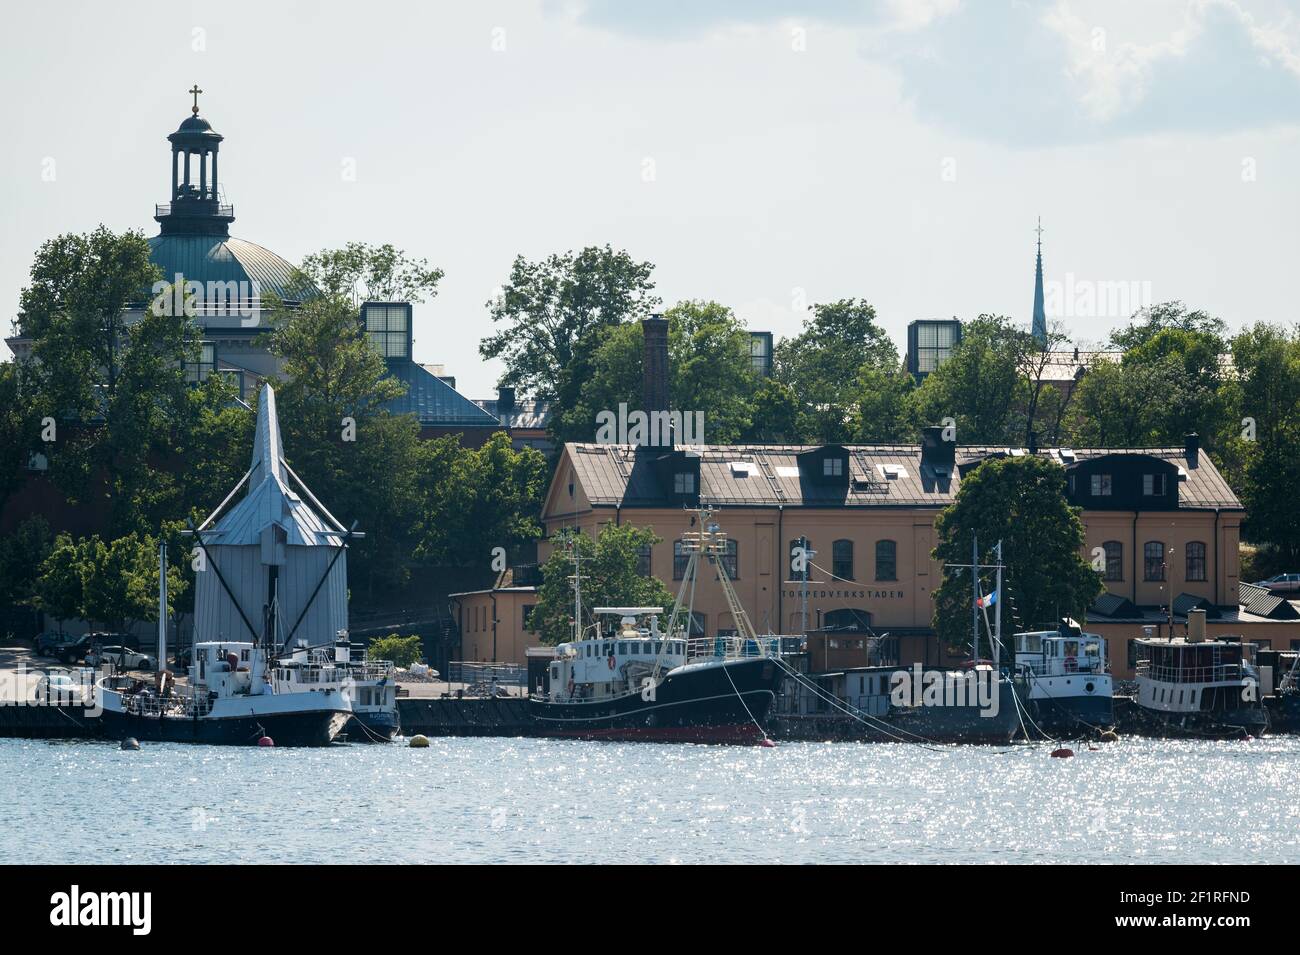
[521,430,1300,678]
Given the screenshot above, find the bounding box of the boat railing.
[123,688,212,719]
[1020,659,1105,677]
[1135,660,1247,684]
[686,636,775,659]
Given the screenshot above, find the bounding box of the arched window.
[1102,541,1123,581]
[875,540,897,581]
[832,539,854,581]
[1186,541,1207,581]
[1144,542,1165,581]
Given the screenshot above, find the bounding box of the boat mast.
[972,534,979,662]
[569,536,584,642]
[993,540,1003,670]
[158,539,168,678]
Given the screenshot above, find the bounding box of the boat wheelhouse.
[1132,636,1267,737]
[274,637,399,741]
[1014,620,1114,733]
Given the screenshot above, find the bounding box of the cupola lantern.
[155,86,235,237]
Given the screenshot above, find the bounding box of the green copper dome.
[148,234,305,303]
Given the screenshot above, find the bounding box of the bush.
[368,634,423,668]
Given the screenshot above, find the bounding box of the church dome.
[148,234,307,303]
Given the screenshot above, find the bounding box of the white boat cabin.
[547,607,689,701]
[1014,627,1107,677]
[1134,637,1258,714]
[191,641,272,697]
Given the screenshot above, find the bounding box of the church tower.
[1031,217,1047,344]
[155,85,235,237]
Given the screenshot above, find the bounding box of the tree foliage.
[531,525,675,646]
[931,456,1102,653]
[481,245,660,400]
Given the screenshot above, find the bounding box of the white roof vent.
[728,461,752,477]
[878,464,906,480]
[1059,448,1076,462]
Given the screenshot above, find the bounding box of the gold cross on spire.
[189,84,203,115]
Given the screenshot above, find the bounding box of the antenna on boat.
[157,538,169,686]
[568,534,585,643]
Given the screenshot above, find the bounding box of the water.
[4,736,1298,864]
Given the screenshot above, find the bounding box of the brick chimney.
[641,314,670,418]
[497,386,515,417]
[1185,432,1199,466]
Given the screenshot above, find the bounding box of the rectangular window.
[522,605,535,631]
[636,542,652,577]
[1103,542,1123,581]
[1091,474,1113,497]
[673,541,690,580]
[362,303,412,360]
[823,457,843,477]
[832,539,854,581]
[1144,542,1165,581]
[1143,474,1166,496]
[673,472,695,494]
[1186,542,1206,582]
[875,540,897,582]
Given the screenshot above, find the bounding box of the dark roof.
[1237,582,1300,620]
[562,443,1243,510]
[382,362,501,428]
[1090,593,1138,618]
[473,397,551,430]
[1172,592,1220,619]
[146,235,303,303]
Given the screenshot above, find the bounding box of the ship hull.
[1028,693,1115,735]
[342,709,400,742]
[529,657,781,743]
[1265,692,1300,733]
[98,705,350,747]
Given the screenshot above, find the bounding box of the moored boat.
[1129,634,1267,738]
[1014,620,1114,734]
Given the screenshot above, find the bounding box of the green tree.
[481,245,660,400]
[268,288,426,597]
[80,533,182,631]
[531,525,675,645]
[774,299,902,442]
[931,456,1102,654]
[16,226,223,535]
[911,315,1026,445]
[550,300,757,444]
[36,534,86,626]
[295,241,443,305]
[367,634,424,668]
[0,517,53,606]
[0,362,42,517]
[742,377,802,443]
[421,432,549,566]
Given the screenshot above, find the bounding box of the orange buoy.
[258,736,274,747]
[1050,747,1074,758]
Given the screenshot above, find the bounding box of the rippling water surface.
[4,736,1298,864]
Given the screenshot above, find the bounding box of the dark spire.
[155,88,234,237]
[1032,217,1047,345]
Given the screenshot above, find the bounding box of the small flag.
[977,590,998,609]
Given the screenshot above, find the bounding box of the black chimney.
[1027,430,1038,455]
[497,386,515,417]
[1185,432,1199,465]
[921,425,955,467]
[642,314,670,417]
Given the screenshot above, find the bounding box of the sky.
[2,0,1298,397]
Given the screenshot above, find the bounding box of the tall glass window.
[362,303,411,360]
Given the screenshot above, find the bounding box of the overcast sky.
[2,0,1298,396]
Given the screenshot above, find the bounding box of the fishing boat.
[274,636,399,741]
[530,511,783,743]
[1014,619,1114,734]
[98,640,351,747]
[1130,634,1267,738]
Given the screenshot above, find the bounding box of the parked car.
[85,645,155,672]
[33,671,88,705]
[34,630,73,657]
[55,634,95,664]
[1256,573,1300,594]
